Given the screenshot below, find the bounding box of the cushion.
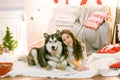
[50,5,82,27]
[53,13,78,26]
[109,61,120,68]
[97,44,120,54]
[84,11,107,30]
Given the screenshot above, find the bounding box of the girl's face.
[62,33,73,47]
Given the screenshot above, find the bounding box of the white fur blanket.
[1,52,120,78]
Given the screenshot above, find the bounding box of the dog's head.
[44,30,63,55]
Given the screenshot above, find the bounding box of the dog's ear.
[56,30,61,37]
[44,33,49,39]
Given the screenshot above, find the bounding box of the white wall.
[0,0,23,10]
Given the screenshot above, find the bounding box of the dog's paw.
[56,66,66,70]
[46,65,53,71]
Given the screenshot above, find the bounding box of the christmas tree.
[2,26,18,51]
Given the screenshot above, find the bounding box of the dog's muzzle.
[51,46,58,54]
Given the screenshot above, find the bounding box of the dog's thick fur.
[28,30,68,70]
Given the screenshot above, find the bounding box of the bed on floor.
[1,49,120,78]
[1,5,120,78]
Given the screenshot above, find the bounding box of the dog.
[28,30,68,70]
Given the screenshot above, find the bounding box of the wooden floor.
[0,75,120,80]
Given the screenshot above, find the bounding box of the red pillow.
[109,61,120,68]
[97,44,120,54]
[84,11,107,30]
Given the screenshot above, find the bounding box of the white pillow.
[50,5,82,27]
[53,13,78,26]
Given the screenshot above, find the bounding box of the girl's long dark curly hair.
[61,30,83,61]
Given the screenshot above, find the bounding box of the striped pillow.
[84,11,107,30]
[97,44,120,54]
[109,61,120,68]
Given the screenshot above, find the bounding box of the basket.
[0,62,13,76]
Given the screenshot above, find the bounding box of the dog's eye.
[54,40,57,43]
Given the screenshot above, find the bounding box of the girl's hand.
[71,60,89,71]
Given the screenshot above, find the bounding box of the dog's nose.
[51,46,55,49]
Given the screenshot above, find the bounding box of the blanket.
[0,52,120,78]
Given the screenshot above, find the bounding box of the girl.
[61,30,89,71]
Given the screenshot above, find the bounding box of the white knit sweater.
[67,46,75,68]
[67,43,88,68]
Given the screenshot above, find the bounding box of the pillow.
[84,11,107,30]
[53,13,78,26]
[97,44,120,54]
[109,61,120,68]
[50,5,82,27]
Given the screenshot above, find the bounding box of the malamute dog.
[28,30,68,70]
